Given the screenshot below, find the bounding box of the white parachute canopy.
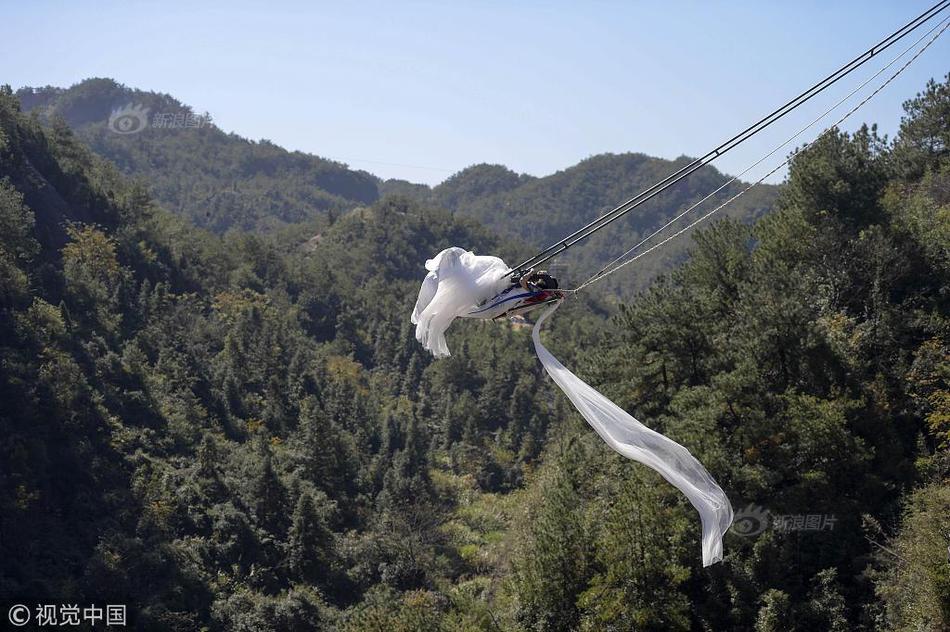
[411,247,511,357]
[411,247,734,565]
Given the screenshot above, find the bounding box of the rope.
[572,16,949,293]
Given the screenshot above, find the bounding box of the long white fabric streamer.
[411,248,733,565]
[532,301,733,566]
[411,247,511,357]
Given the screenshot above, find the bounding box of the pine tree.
[514,443,591,632]
[252,438,287,535]
[756,590,795,632]
[296,397,360,504]
[578,464,693,631]
[195,434,227,503]
[287,491,334,586]
[506,373,536,452]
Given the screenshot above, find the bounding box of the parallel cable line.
[506,0,950,278]
[572,17,950,292]
[577,13,950,290]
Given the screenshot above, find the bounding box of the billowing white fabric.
[411,247,511,357]
[532,301,734,566]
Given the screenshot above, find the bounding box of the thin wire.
[506,0,950,278]
[578,14,948,289]
[573,17,949,293]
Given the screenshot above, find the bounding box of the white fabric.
[411,247,511,357]
[532,301,733,566]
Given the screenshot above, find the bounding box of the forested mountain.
[17,78,380,233]
[385,154,778,293]
[18,79,778,295]
[0,83,604,630]
[431,156,779,294]
[1,73,948,632]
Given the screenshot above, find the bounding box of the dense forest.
[0,72,947,631]
[18,78,777,295]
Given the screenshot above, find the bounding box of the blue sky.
[4,1,948,185]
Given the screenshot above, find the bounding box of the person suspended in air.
[518,269,559,292]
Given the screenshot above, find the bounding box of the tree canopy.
[1,73,948,630]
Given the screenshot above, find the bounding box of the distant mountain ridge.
[17,78,380,233]
[17,78,780,292]
[429,156,779,293]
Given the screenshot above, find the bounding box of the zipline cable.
[570,17,950,292]
[577,13,950,290]
[505,0,950,278]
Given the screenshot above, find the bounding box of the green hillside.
[17,79,778,296]
[17,78,380,233]
[433,156,779,295]
[0,84,603,629]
